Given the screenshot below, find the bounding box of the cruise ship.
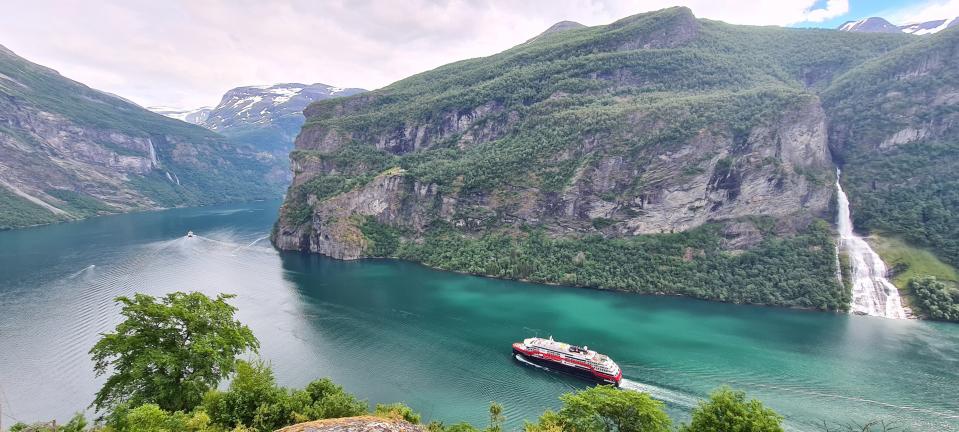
[512,336,622,386]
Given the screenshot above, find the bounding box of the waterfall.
[835,169,907,319]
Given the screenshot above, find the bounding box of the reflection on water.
[0,200,957,431]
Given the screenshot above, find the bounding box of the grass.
[868,234,959,290]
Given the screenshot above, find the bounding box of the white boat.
[512,336,622,386]
[186,231,195,238]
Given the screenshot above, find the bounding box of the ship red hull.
[513,343,621,386]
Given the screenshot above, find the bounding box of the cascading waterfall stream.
[835,169,907,319]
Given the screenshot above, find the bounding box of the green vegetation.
[396,220,848,311]
[0,187,64,229]
[909,276,959,322]
[526,385,671,432]
[90,292,259,413]
[359,217,402,257]
[868,235,959,290]
[679,387,783,432]
[198,360,367,431]
[822,28,959,270]
[44,189,115,218]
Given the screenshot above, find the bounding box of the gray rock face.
[276,95,836,259]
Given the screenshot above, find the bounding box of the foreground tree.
[526,385,671,432]
[202,359,368,431]
[90,292,259,414]
[681,387,783,432]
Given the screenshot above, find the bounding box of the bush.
[375,403,422,424]
[526,385,671,432]
[680,387,783,432]
[910,276,959,321]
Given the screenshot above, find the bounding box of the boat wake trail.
[620,379,701,409]
[232,235,269,253]
[515,355,701,410]
[66,264,95,279]
[514,354,548,370]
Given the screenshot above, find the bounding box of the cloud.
[803,0,849,22]
[884,0,959,24]
[0,0,854,108]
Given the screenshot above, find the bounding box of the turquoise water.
[0,200,957,431]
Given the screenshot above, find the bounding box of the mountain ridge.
[839,16,958,34]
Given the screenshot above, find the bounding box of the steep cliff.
[0,44,286,229]
[274,7,919,309]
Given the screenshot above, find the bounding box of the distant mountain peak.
[838,17,899,33]
[148,106,212,124]
[524,20,585,44]
[838,16,958,35]
[542,21,586,35]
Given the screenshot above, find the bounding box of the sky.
[0,0,956,109]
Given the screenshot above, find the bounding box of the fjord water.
[836,171,907,318]
[1,201,957,431]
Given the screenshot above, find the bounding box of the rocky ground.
[275,416,424,432]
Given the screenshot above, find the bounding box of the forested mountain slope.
[0,44,286,229]
[823,27,959,269]
[274,7,933,310]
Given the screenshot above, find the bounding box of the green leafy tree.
[910,276,959,321]
[680,387,783,432]
[375,403,422,424]
[488,402,504,432]
[202,363,368,432]
[90,292,259,414]
[106,403,214,432]
[202,359,282,428]
[529,385,671,432]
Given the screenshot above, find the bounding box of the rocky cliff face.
[0,44,284,228]
[273,7,875,260]
[277,94,834,259]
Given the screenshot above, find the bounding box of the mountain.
[823,25,959,272]
[900,17,959,35]
[198,83,365,156]
[0,44,286,229]
[274,7,932,311]
[838,17,900,33]
[839,16,958,35]
[149,106,212,124]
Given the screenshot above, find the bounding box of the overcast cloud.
[0,0,942,108]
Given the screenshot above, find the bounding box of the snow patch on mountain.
[901,17,958,35]
[149,106,212,124]
[838,16,958,35]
